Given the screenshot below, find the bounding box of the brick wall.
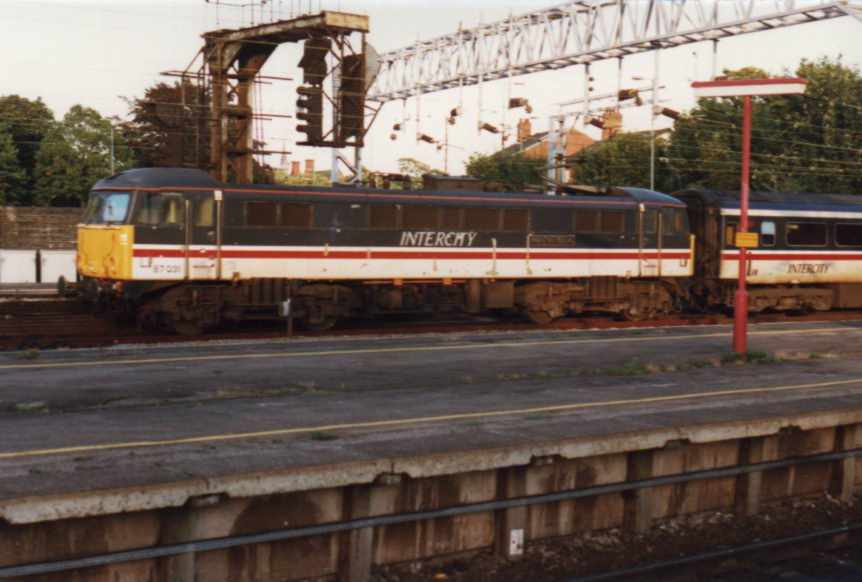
[0,207,81,250]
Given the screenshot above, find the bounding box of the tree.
[121,81,210,169]
[34,105,133,206]
[465,151,544,191]
[0,127,26,204]
[669,59,862,194]
[568,132,676,191]
[0,95,55,204]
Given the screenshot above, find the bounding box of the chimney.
[304,159,315,176]
[517,118,532,143]
[291,161,301,176]
[601,110,623,140]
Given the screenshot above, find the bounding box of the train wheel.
[300,314,338,332]
[171,318,208,336]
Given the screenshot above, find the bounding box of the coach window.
[574,209,600,233]
[836,223,862,247]
[134,192,185,227]
[403,205,437,229]
[246,201,278,227]
[281,203,312,228]
[601,210,626,235]
[439,207,462,229]
[464,207,500,231]
[503,208,529,232]
[787,222,827,247]
[662,208,686,236]
[724,222,737,248]
[370,204,399,229]
[760,221,776,246]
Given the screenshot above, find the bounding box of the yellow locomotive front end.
[77,190,135,286]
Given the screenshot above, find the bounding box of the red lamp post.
[691,78,807,354]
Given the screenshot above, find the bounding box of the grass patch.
[18,348,40,360]
[721,351,779,365]
[604,360,650,377]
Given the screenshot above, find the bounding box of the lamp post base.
[733,288,749,354]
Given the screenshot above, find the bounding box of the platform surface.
[2,319,862,519]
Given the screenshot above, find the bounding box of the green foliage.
[571,57,862,195]
[34,105,133,206]
[669,57,862,194]
[465,151,544,191]
[0,127,26,204]
[0,95,55,204]
[121,82,210,169]
[569,132,675,191]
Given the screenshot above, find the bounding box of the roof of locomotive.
[674,188,862,214]
[92,168,685,208]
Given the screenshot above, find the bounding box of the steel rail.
[2,448,860,578]
[568,522,862,581]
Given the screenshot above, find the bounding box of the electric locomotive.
[76,168,694,333]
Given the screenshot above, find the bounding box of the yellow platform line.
[0,326,848,371]
[1,376,860,461]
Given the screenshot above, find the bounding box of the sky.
[2,0,862,176]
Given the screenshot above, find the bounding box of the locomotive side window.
[787,222,827,247]
[464,207,500,231]
[246,201,278,227]
[194,197,214,227]
[502,208,529,232]
[836,223,862,247]
[281,203,312,228]
[315,203,368,228]
[402,205,437,229]
[601,210,626,234]
[134,192,185,226]
[760,221,776,246]
[532,208,571,233]
[439,207,462,229]
[642,209,658,234]
[370,204,399,229]
[574,209,600,233]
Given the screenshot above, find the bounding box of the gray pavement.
[1,320,862,503]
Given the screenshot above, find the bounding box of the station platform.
[1,320,862,580]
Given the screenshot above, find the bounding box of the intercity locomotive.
[76,168,693,333]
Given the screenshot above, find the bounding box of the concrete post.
[832,424,861,503]
[495,466,528,560]
[623,450,654,533]
[337,485,375,582]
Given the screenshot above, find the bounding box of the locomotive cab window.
[194,197,214,228]
[134,192,185,227]
[787,222,827,247]
[760,221,776,246]
[84,191,131,224]
[836,223,862,247]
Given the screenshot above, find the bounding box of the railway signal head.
[296,85,324,145]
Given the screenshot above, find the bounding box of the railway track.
[2,298,862,351]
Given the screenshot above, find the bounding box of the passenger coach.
[677,189,862,312]
[77,168,693,333]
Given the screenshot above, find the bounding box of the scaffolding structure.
[176,11,369,183]
[368,0,861,103]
